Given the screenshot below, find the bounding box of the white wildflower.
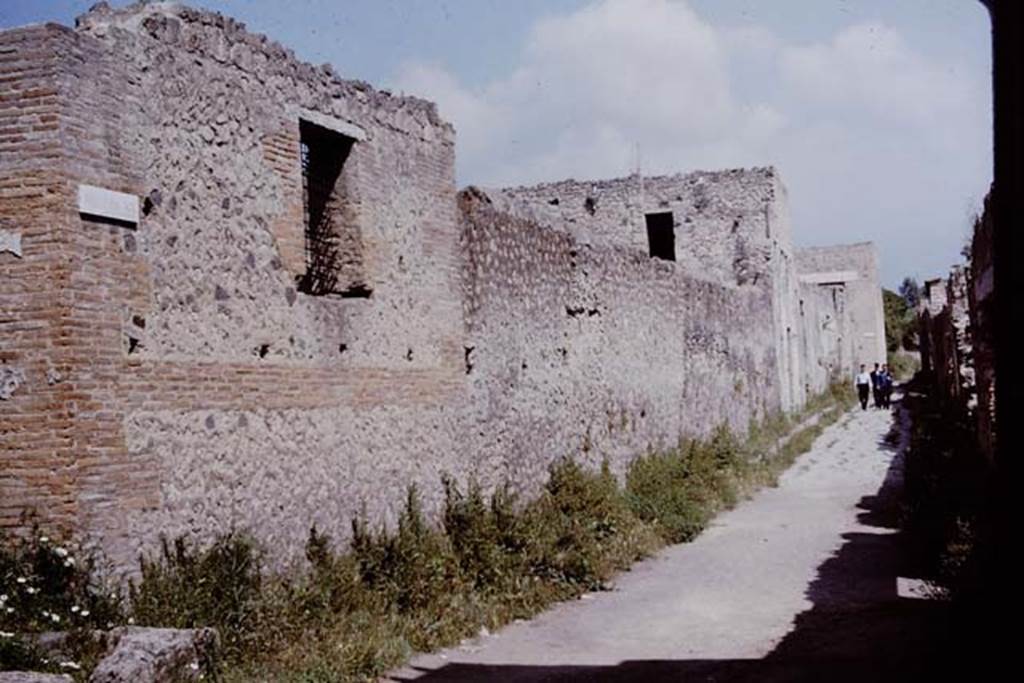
[55,547,68,558]
[127,617,135,625]
[189,662,200,671]
[0,594,7,602]
[81,610,90,617]
[64,557,76,567]
[5,607,13,614]
[39,536,49,543]
[0,631,14,638]
[71,605,80,613]
[26,587,38,595]
[59,661,81,671]
[15,577,26,585]
[51,613,60,623]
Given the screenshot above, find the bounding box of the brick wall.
[0,25,75,534]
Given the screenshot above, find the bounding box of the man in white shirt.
[855,364,872,410]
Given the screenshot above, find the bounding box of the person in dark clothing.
[870,362,883,408]
[880,364,894,409]
[855,364,871,410]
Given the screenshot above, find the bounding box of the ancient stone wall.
[918,192,997,463]
[946,266,975,408]
[795,243,887,379]
[459,189,782,487]
[920,272,973,410]
[969,194,996,462]
[489,170,789,287]
[488,169,809,412]
[2,4,466,568]
[796,281,850,391]
[0,3,880,570]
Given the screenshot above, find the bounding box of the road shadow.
[393,396,954,682]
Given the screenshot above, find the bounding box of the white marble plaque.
[78,184,139,225]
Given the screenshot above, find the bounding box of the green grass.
[3,383,853,682]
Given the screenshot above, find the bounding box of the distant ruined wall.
[918,192,996,463]
[796,243,887,379]
[796,281,851,392]
[0,2,878,571]
[919,276,967,413]
[489,170,809,413]
[969,195,996,462]
[460,189,782,487]
[920,274,973,406]
[490,170,791,287]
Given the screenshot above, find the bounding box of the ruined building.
[0,3,885,569]
[918,191,997,463]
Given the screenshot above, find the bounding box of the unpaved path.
[388,399,948,682]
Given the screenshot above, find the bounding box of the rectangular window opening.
[645,211,676,261]
[298,119,368,297]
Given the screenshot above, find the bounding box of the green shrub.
[129,533,266,661]
[521,459,656,592]
[0,531,123,633]
[442,477,508,592]
[1,529,124,677]
[299,525,370,618]
[626,449,708,543]
[350,487,465,618]
[624,423,745,543]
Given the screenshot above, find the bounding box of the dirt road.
[388,399,948,682]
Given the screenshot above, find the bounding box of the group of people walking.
[854,362,894,411]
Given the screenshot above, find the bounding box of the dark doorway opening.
[645,212,675,261]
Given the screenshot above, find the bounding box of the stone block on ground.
[88,627,217,683]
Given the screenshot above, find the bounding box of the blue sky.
[1,1,992,288]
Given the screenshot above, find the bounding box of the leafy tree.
[899,277,921,310]
[883,289,908,353]
[884,286,920,353]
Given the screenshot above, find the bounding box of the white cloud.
[722,24,782,59]
[779,23,976,139]
[392,0,990,285]
[396,0,765,184]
